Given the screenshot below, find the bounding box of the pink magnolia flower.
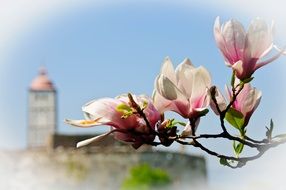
[153,57,211,119]
[209,86,227,115]
[228,84,262,127]
[214,17,282,80]
[210,84,262,128]
[65,94,161,149]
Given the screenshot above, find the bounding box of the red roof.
[30,68,55,91]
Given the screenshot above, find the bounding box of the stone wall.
[0,149,207,190]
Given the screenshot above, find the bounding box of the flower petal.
[82,98,118,123]
[76,132,112,148]
[255,48,284,70]
[152,90,169,113]
[246,18,273,58]
[175,58,195,98]
[64,119,101,128]
[209,87,227,115]
[232,60,244,79]
[180,119,200,138]
[214,17,232,65]
[152,89,186,116]
[155,74,187,102]
[190,66,211,102]
[241,87,262,115]
[160,57,177,84]
[222,19,246,62]
[180,122,192,138]
[251,89,262,112]
[82,98,134,128]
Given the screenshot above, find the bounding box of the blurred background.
[1,0,286,189]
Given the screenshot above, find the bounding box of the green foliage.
[197,108,209,117]
[233,141,244,157]
[219,158,228,166]
[165,119,186,129]
[231,71,235,87]
[142,100,148,110]
[225,108,245,131]
[120,163,171,190]
[116,103,133,119]
[241,77,254,84]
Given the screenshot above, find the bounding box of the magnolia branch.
[171,83,286,168]
[123,91,286,168]
[176,136,286,168]
[66,17,286,169]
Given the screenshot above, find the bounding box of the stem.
[176,135,286,168]
[222,83,244,116]
[127,93,157,134]
[244,136,269,144]
[210,84,244,134]
[179,132,259,148]
[178,110,274,168]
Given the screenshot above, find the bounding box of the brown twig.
[128,93,157,135]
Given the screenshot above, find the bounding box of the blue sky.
[1,0,286,189]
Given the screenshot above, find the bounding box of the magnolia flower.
[65,94,161,149]
[210,84,262,128]
[153,57,211,119]
[180,120,200,138]
[228,84,262,127]
[209,86,227,115]
[214,17,282,80]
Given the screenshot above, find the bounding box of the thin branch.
[210,84,244,134]
[175,130,286,168]
[222,83,244,116]
[244,135,269,144]
[177,132,258,149]
[128,93,157,135]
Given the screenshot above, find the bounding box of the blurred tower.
[28,68,57,148]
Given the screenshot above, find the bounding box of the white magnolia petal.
[152,90,171,113]
[190,66,212,101]
[64,119,101,128]
[160,57,177,84]
[242,87,261,113]
[155,74,187,102]
[175,58,195,98]
[180,122,192,138]
[236,84,260,116]
[274,45,286,54]
[241,89,255,114]
[247,18,273,58]
[214,17,222,43]
[259,43,273,58]
[214,16,221,34]
[209,87,227,115]
[180,119,200,138]
[214,17,233,65]
[232,60,244,78]
[222,19,246,60]
[153,90,190,117]
[214,17,226,51]
[255,48,283,70]
[76,132,111,148]
[82,98,117,123]
[225,85,232,101]
[252,89,262,111]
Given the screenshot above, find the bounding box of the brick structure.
[28,68,57,148]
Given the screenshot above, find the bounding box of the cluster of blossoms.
[66,17,285,167]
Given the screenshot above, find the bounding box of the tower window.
[35,92,49,101]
